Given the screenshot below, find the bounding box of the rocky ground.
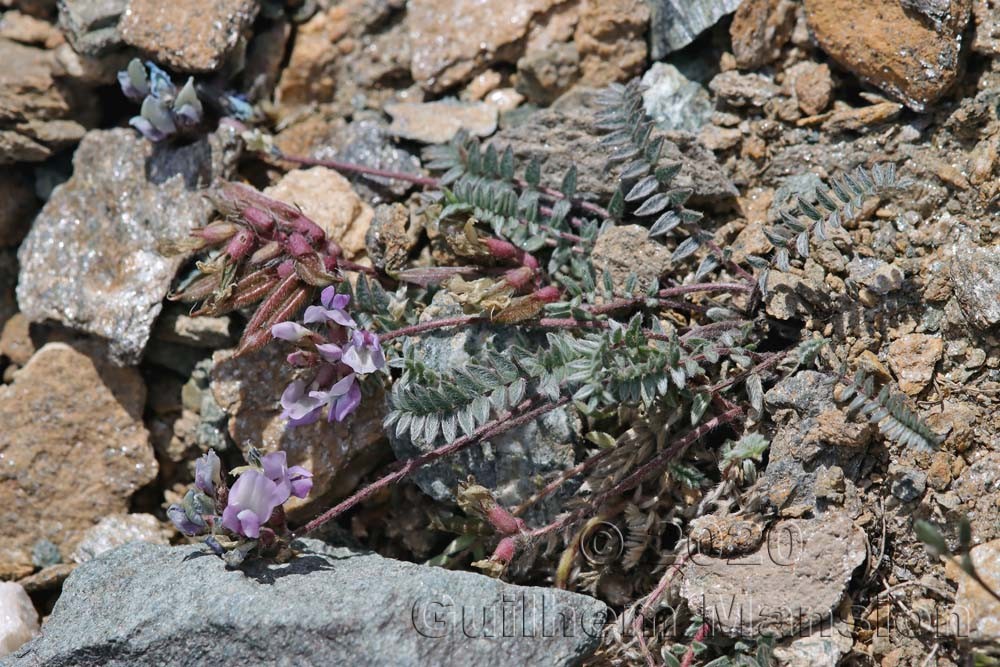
[0,0,999,666]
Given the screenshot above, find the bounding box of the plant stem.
[380,315,484,342]
[527,407,743,541]
[680,622,711,667]
[635,553,691,667]
[511,447,615,517]
[273,150,440,188]
[659,282,750,298]
[293,397,570,537]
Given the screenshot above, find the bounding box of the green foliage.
[838,370,943,451]
[748,163,903,293]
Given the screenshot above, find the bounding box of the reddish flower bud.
[532,286,561,303]
[288,214,326,244]
[487,505,525,536]
[277,259,296,279]
[249,240,282,266]
[503,266,535,290]
[225,229,256,260]
[483,237,518,260]
[242,206,274,234]
[285,232,313,258]
[195,221,238,243]
[492,537,517,564]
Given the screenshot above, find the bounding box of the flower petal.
[331,380,362,422]
[271,321,312,342]
[316,343,343,363]
[237,509,262,538]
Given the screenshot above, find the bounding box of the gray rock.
[647,0,742,59]
[641,62,713,132]
[760,371,874,509]
[69,513,170,564]
[888,462,927,502]
[57,0,127,55]
[591,224,673,293]
[679,511,866,638]
[10,539,607,666]
[949,245,1000,330]
[489,99,737,206]
[846,257,904,295]
[16,127,241,364]
[307,115,425,203]
[389,293,579,519]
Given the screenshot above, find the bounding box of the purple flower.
[221,470,286,538]
[310,373,361,422]
[271,321,313,343]
[316,342,343,363]
[342,329,386,375]
[167,503,205,536]
[261,451,313,501]
[279,380,324,426]
[194,450,221,497]
[303,287,356,328]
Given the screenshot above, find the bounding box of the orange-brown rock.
[0,343,156,568]
[730,0,797,69]
[573,0,648,87]
[803,0,971,110]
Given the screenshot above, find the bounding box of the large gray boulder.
[8,539,607,666]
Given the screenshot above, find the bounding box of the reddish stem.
[512,447,615,517]
[527,407,744,541]
[681,622,711,667]
[635,553,691,667]
[293,397,570,537]
[274,151,440,188]
[380,316,484,342]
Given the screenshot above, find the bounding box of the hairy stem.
[527,406,744,541]
[294,397,570,537]
[274,150,440,188]
[511,447,615,517]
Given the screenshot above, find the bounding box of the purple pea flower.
[167,502,205,536]
[271,321,314,343]
[261,451,313,501]
[280,380,324,426]
[310,373,361,422]
[221,469,286,539]
[303,287,356,328]
[194,450,222,496]
[342,329,386,375]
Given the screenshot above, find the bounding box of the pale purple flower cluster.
[118,58,203,141]
[272,288,385,427]
[167,450,312,542]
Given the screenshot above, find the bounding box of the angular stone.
[887,333,943,395]
[0,343,156,567]
[642,62,713,132]
[516,42,580,106]
[709,70,781,108]
[949,244,1000,330]
[730,0,797,69]
[0,582,38,657]
[0,37,91,164]
[16,127,240,364]
[573,0,648,88]
[263,166,374,259]
[591,224,673,293]
[57,0,127,55]
[119,0,258,72]
[947,539,1000,643]
[788,61,834,116]
[386,99,498,144]
[407,0,562,93]
[647,0,742,59]
[211,345,388,520]
[803,0,971,111]
[70,514,170,564]
[972,0,1000,54]
[679,512,867,638]
[10,539,607,666]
